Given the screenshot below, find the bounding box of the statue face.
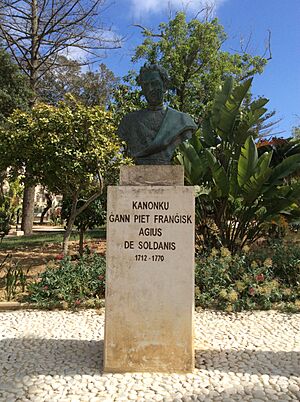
[140,70,165,107]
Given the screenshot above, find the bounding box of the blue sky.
[99,0,300,136]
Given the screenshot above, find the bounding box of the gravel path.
[0,309,299,402]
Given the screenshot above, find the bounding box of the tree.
[293,125,300,139]
[0,176,23,241]
[0,48,31,121]
[38,56,118,106]
[177,78,300,252]
[0,0,121,235]
[257,137,300,168]
[131,12,269,123]
[0,0,121,98]
[62,196,106,255]
[0,48,30,207]
[0,196,10,242]
[39,191,53,224]
[3,97,129,254]
[109,70,146,126]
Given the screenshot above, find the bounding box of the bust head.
[118,63,197,165]
[137,64,170,108]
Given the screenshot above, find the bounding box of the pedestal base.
[104,180,195,373]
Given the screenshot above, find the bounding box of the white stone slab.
[120,165,184,186]
[104,185,195,372]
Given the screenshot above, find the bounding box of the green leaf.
[229,160,240,197]
[265,154,300,191]
[212,78,253,142]
[201,119,219,147]
[229,78,253,108]
[238,136,258,187]
[190,131,204,153]
[241,152,272,203]
[179,141,208,184]
[205,149,229,196]
[250,97,269,111]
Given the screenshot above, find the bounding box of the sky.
[97,0,300,137]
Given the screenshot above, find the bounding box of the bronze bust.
[118,64,197,165]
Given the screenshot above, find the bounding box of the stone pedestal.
[104,166,195,372]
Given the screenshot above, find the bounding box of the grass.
[0,228,106,250]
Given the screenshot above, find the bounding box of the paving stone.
[0,310,299,402]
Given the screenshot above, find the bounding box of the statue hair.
[137,63,171,88]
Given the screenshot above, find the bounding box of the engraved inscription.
[109,198,193,263]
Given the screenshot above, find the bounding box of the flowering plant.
[195,242,299,312]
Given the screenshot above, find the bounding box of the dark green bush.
[26,253,105,308]
[195,244,300,312]
[248,240,300,287]
[0,198,10,242]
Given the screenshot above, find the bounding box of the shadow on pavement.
[0,338,299,378]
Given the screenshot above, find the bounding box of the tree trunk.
[21,184,35,235]
[62,194,78,255]
[40,193,52,224]
[79,227,85,256]
[20,1,38,235]
[0,170,7,197]
[62,189,102,255]
[63,216,75,256]
[29,0,38,106]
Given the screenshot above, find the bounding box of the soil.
[0,239,106,302]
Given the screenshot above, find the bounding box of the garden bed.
[0,230,299,313]
[0,234,106,303]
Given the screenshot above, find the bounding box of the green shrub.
[0,253,28,301]
[195,245,300,312]
[248,240,300,287]
[26,253,106,308]
[0,209,10,242]
[0,195,11,242]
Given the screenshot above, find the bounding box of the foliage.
[1,96,129,253]
[0,0,121,98]
[61,196,106,255]
[109,71,145,125]
[0,184,21,241]
[256,137,300,234]
[178,77,300,252]
[0,49,31,121]
[3,96,124,191]
[257,136,300,168]
[195,245,300,312]
[38,58,118,107]
[26,253,106,308]
[0,0,122,235]
[132,12,267,123]
[0,254,28,301]
[248,240,300,287]
[292,125,300,139]
[61,195,106,230]
[0,202,10,242]
[0,176,23,225]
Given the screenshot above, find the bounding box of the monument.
[104,64,196,372]
[117,63,197,165]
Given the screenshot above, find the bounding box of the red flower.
[248,287,255,296]
[55,253,64,260]
[75,299,81,305]
[255,274,265,282]
[98,275,104,281]
[43,285,49,291]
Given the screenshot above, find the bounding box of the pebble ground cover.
[0,309,299,402]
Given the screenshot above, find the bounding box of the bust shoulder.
[118,110,144,141]
[164,107,197,130]
[120,109,147,124]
